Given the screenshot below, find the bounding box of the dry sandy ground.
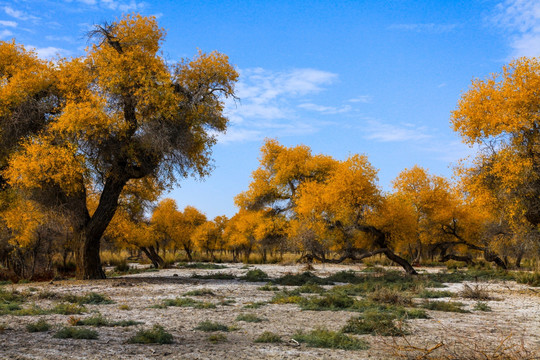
[1,263,539,359]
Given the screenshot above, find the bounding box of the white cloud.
[364,120,432,142]
[492,0,540,58]
[221,67,338,143]
[348,95,372,103]
[75,0,145,12]
[0,29,12,39]
[0,20,17,27]
[388,23,458,33]
[4,6,38,21]
[298,103,352,114]
[29,46,70,59]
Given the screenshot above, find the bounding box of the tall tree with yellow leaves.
[1,14,238,279]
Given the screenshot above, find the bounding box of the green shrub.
[184,289,215,296]
[26,319,51,332]
[422,300,469,313]
[161,297,216,309]
[242,269,269,282]
[273,272,333,286]
[270,291,304,304]
[194,320,232,332]
[208,333,227,343]
[417,289,454,298]
[342,310,406,336]
[236,313,266,323]
[258,284,279,291]
[516,272,540,287]
[299,293,356,311]
[473,301,492,312]
[51,303,87,315]
[54,327,98,339]
[254,331,282,343]
[243,301,267,309]
[297,283,326,294]
[128,325,173,344]
[293,328,369,350]
[63,292,113,305]
[114,261,130,272]
[327,270,362,284]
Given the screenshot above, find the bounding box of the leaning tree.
[1,14,238,279]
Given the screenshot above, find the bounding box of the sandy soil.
[1,263,539,359]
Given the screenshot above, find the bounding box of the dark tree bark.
[140,246,166,268]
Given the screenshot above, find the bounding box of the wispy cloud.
[364,120,431,142]
[29,46,71,59]
[45,35,78,44]
[348,95,372,103]
[298,103,352,114]
[0,20,17,27]
[74,0,146,12]
[0,29,12,39]
[221,67,338,143]
[492,0,540,58]
[388,23,458,33]
[4,6,39,21]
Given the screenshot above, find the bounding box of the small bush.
[194,320,232,332]
[417,289,454,298]
[342,310,406,336]
[128,325,173,344]
[299,293,356,311]
[208,333,227,343]
[460,284,492,300]
[14,304,48,316]
[422,300,469,313]
[270,291,304,304]
[368,287,412,306]
[293,328,369,350]
[161,297,216,309]
[273,272,333,286]
[327,270,362,284]
[258,284,279,291]
[243,301,267,309]
[52,303,87,315]
[38,291,61,300]
[236,313,266,323]
[298,283,326,294]
[118,304,130,310]
[473,301,492,312]
[114,261,130,272]
[242,269,269,282]
[26,319,51,332]
[54,326,98,339]
[516,272,540,287]
[184,289,215,296]
[62,292,113,305]
[254,331,282,343]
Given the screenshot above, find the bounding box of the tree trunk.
[515,251,523,268]
[140,246,165,268]
[76,230,106,279]
[184,246,193,261]
[75,175,128,279]
[382,248,418,275]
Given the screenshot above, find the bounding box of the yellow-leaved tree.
[451,57,540,263]
[1,14,237,279]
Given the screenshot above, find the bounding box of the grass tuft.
[208,333,228,343]
[273,272,333,286]
[473,301,492,312]
[293,328,369,350]
[254,331,282,343]
[342,310,407,336]
[128,325,173,344]
[422,300,470,313]
[460,284,492,300]
[242,269,269,282]
[194,320,234,332]
[184,289,215,296]
[26,319,51,332]
[236,313,266,323]
[54,326,98,339]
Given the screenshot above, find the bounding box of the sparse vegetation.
[160,297,216,309]
[208,333,228,343]
[128,325,173,344]
[460,284,492,300]
[54,327,98,339]
[422,300,470,313]
[273,272,333,286]
[177,262,227,269]
[194,320,234,332]
[191,273,236,280]
[184,289,215,296]
[254,331,282,343]
[26,319,51,332]
[342,310,407,336]
[473,301,492,312]
[241,269,269,282]
[293,328,369,350]
[236,313,266,322]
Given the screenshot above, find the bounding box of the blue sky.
[2,0,539,218]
